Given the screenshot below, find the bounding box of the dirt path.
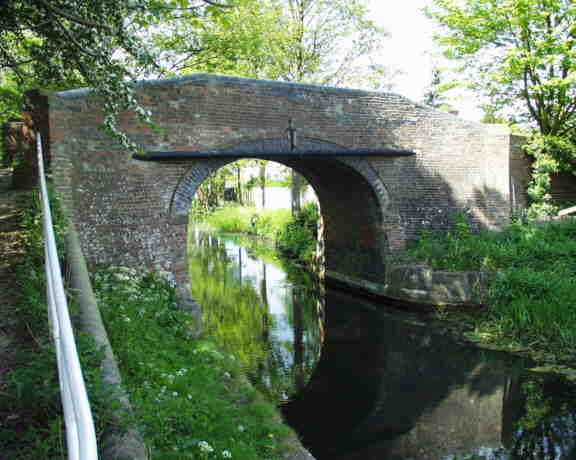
[0,169,32,453]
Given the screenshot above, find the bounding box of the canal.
[188,229,576,459]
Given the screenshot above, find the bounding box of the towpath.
[0,168,32,458]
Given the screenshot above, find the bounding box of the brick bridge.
[34,75,528,293]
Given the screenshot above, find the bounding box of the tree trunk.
[236,164,243,205]
[260,161,267,209]
[291,170,303,215]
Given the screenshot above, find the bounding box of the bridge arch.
[43,74,518,300]
[171,138,392,282]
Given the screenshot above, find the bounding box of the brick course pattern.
[42,74,522,285]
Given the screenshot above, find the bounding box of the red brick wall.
[44,75,518,284]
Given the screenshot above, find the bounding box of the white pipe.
[37,134,98,460]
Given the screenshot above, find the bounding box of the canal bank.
[188,229,576,459]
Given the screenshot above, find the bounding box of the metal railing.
[37,134,98,460]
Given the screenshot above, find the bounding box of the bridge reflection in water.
[188,230,576,460]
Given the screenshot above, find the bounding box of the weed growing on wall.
[92,266,296,459]
[408,211,478,270]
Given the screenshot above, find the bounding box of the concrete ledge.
[385,264,491,308]
[66,222,148,460]
[326,265,491,310]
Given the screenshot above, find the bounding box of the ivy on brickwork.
[524,135,576,217]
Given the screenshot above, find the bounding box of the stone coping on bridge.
[52,73,426,102]
[326,265,492,310]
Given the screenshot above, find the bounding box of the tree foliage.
[0,0,231,149]
[427,0,576,134]
[421,66,458,112]
[160,0,396,90]
[427,0,576,214]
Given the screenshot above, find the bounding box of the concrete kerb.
[66,222,149,460]
[326,265,491,311]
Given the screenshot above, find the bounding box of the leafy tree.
[0,0,231,149]
[427,0,576,134]
[262,0,391,88]
[427,0,576,214]
[480,104,509,124]
[154,0,277,77]
[161,0,397,90]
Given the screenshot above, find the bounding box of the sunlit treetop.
[152,0,396,91]
[426,0,576,136]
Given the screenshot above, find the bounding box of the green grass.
[406,215,576,366]
[93,266,296,459]
[196,204,291,240]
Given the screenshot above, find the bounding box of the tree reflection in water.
[502,374,576,460]
[188,230,324,403]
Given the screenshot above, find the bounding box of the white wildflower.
[198,441,214,453]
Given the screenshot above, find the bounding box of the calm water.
[188,230,576,460]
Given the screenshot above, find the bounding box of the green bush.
[249,209,291,239]
[276,202,319,264]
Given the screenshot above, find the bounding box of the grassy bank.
[93,266,297,459]
[0,190,118,459]
[406,215,576,369]
[3,190,298,459]
[197,203,320,266]
[197,205,291,240]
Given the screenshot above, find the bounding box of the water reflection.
[188,229,324,402]
[283,290,576,460]
[188,230,576,460]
